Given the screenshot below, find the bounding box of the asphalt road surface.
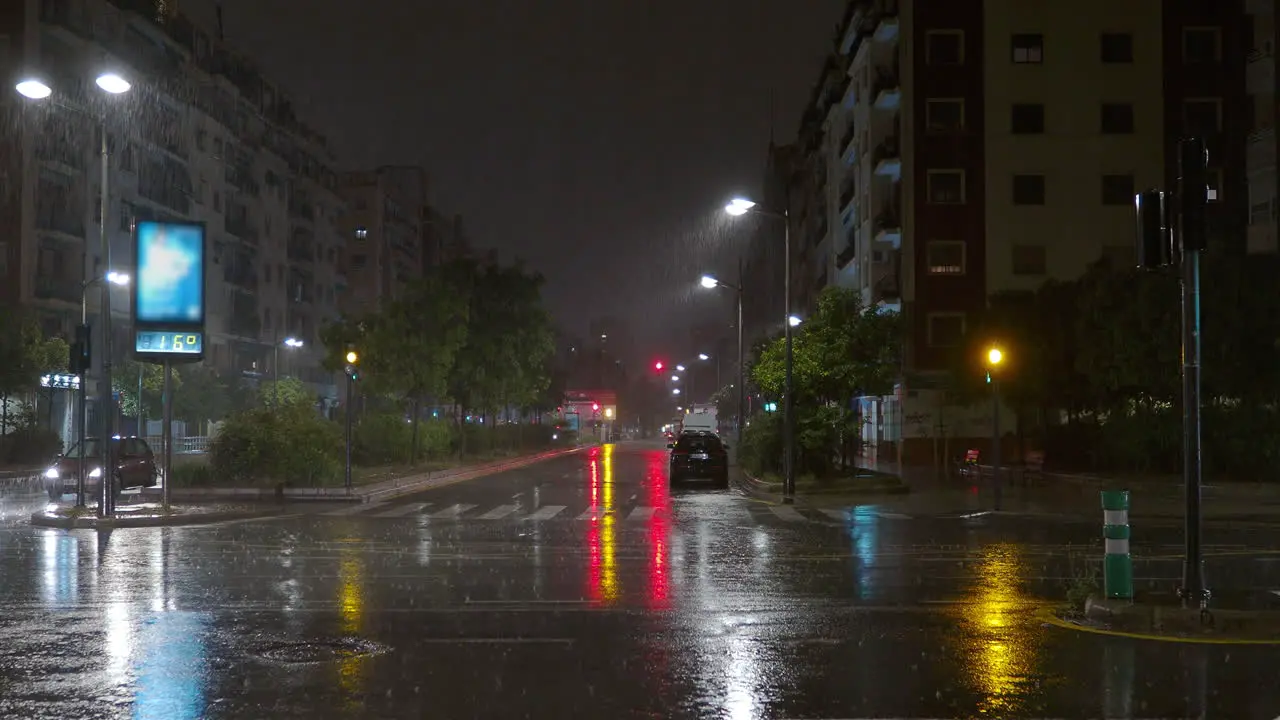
[2,442,1280,719]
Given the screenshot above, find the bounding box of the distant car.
[42,436,159,501]
[668,430,729,488]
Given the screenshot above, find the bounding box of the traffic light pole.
[1135,137,1209,610]
[1177,139,1208,610]
[344,372,353,490]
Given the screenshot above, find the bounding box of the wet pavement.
[2,443,1280,718]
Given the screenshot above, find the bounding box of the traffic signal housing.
[344,348,360,381]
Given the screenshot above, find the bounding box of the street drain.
[252,637,388,664]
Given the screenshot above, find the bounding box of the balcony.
[839,180,856,212]
[39,0,94,41]
[36,135,84,172]
[223,261,259,292]
[1248,49,1275,96]
[35,276,81,305]
[35,196,86,242]
[872,67,900,111]
[288,235,316,264]
[837,239,857,270]
[872,137,901,180]
[874,208,902,249]
[873,2,899,43]
[229,294,261,338]
[1248,126,1276,175]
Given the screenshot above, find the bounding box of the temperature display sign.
[135,330,204,356]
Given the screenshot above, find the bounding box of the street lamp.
[986,345,1005,510]
[788,315,802,327]
[672,388,681,396]
[72,272,129,508]
[18,70,133,518]
[273,337,305,407]
[698,353,709,361]
[671,375,680,383]
[676,364,685,372]
[700,271,746,449]
[725,195,794,502]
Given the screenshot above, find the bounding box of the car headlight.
[88,468,102,479]
[44,468,59,479]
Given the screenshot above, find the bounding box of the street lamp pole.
[986,347,1004,511]
[97,118,116,518]
[781,209,794,503]
[736,258,745,449]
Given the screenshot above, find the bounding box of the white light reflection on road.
[133,612,209,720]
[39,531,79,606]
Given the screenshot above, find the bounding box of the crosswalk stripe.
[820,508,848,521]
[576,507,600,520]
[477,505,520,520]
[373,502,432,518]
[769,505,806,522]
[322,503,382,516]
[524,505,567,521]
[429,503,477,518]
[626,506,655,522]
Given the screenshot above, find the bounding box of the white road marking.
[576,507,600,520]
[321,503,381,516]
[477,504,520,520]
[373,502,431,518]
[428,503,477,518]
[524,505,567,521]
[626,506,656,522]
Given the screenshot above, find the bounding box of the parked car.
[668,430,729,488]
[42,436,159,501]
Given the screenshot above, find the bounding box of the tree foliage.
[949,254,1280,477]
[0,311,69,397]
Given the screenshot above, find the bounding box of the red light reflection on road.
[644,450,672,609]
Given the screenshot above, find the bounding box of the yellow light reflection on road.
[958,543,1039,716]
[600,443,618,603]
[336,540,368,714]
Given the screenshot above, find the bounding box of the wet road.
[2,443,1280,719]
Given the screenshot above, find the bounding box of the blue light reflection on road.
[133,612,209,720]
[846,506,878,600]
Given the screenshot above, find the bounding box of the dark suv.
[42,436,158,500]
[668,431,729,487]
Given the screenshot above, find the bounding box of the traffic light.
[653,361,664,372]
[69,324,91,374]
[592,402,600,412]
[344,347,360,381]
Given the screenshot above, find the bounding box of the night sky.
[187,0,846,354]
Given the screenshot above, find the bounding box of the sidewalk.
[807,465,1280,522]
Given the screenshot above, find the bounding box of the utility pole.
[1134,136,1210,610]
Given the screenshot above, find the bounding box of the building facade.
[0,0,423,419]
[338,165,429,315]
[749,0,1248,464]
[1247,0,1278,254]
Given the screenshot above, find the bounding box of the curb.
[1036,601,1280,645]
[29,509,277,530]
[736,468,909,503]
[139,446,585,504]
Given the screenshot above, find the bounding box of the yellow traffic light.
[987,347,1003,366]
[345,350,358,364]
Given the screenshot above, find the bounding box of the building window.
[927,313,966,347]
[1100,32,1134,63]
[1011,103,1045,134]
[1250,200,1273,225]
[1183,27,1221,64]
[1012,174,1046,205]
[926,241,965,275]
[927,170,966,204]
[1101,173,1135,205]
[1184,98,1222,136]
[927,30,963,65]
[1011,245,1047,276]
[1100,103,1134,134]
[926,99,965,132]
[1012,33,1044,63]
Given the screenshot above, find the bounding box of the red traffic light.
[654,361,664,371]
[592,402,600,412]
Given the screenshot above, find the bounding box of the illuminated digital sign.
[135,330,204,356]
[132,220,206,362]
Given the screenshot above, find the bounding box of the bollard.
[1101,490,1133,600]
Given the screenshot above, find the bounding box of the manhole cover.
[252,637,388,664]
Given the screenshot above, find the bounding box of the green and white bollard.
[1101,490,1133,600]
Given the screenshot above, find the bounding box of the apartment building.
[0,0,350,408]
[1248,0,1278,253]
[756,0,1247,464]
[339,165,429,316]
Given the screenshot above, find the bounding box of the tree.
[0,312,70,435]
[367,271,470,463]
[113,360,176,423]
[750,287,902,473]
